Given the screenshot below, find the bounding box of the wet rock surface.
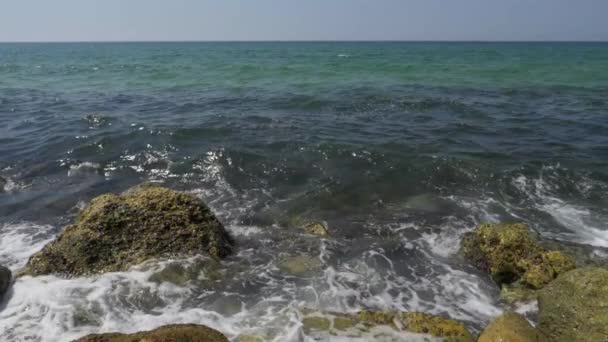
[22,185,234,277]
[301,309,474,342]
[0,265,11,299]
[538,267,608,342]
[74,324,229,342]
[478,312,548,342]
[461,223,575,290]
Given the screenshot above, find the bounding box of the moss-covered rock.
[302,310,473,341]
[478,312,548,342]
[23,185,234,277]
[461,223,575,289]
[538,267,608,342]
[302,316,332,333]
[394,312,473,342]
[74,324,228,341]
[303,222,330,237]
[234,335,264,342]
[0,265,11,299]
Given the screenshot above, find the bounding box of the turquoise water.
[1,42,608,341]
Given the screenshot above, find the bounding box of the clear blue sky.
[1,0,607,42]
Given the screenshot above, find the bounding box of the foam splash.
[0,223,56,271]
[0,176,21,193]
[67,162,102,177]
[0,266,241,341]
[511,168,608,248]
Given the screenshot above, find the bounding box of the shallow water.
[1,42,607,341]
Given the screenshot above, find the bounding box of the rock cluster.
[462,222,608,341]
[461,223,575,289]
[10,187,608,341]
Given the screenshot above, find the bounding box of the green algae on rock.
[303,222,330,237]
[23,185,234,277]
[302,310,473,342]
[478,312,548,342]
[393,312,474,342]
[538,267,608,342]
[461,223,575,290]
[74,324,229,342]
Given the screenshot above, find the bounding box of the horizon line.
[1,39,607,44]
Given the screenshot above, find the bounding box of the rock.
[461,223,575,289]
[538,267,608,342]
[148,257,224,287]
[278,255,322,276]
[303,222,329,237]
[499,283,538,304]
[478,312,548,342]
[301,310,473,342]
[23,185,234,277]
[0,265,11,299]
[234,335,264,342]
[74,324,228,342]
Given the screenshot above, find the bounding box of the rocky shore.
[6,185,606,341]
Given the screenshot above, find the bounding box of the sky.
[1,0,607,42]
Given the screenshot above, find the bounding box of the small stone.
[303,222,330,237]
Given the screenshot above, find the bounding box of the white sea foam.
[0,220,503,341]
[511,169,608,248]
[0,223,56,270]
[67,162,101,177]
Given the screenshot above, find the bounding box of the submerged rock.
[302,310,473,342]
[461,223,575,290]
[0,265,11,299]
[538,267,608,341]
[303,222,330,237]
[23,185,234,277]
[74,324,228,342]
[478,312,548,342]
[278,254,322,276]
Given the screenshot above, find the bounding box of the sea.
[0,42,607,341]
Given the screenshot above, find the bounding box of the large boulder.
[74,324,228,342]
[461,223,575,289]
[478,312,548,342]
[301,309,474,342]
[23,185,234,277]
[0,265,11,299]
[537,267,608,341]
